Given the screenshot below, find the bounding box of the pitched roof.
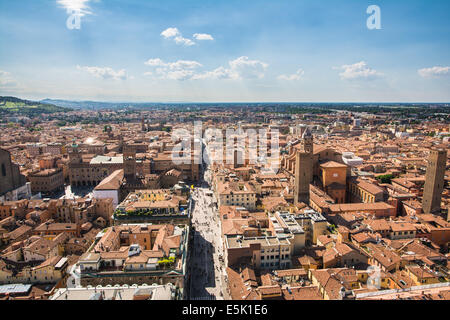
[94,169,124,190]
[282,286,322,300]
[320,161,347,168]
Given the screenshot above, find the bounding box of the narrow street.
[188,155,230,300]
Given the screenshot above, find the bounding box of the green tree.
[376,174,394,184]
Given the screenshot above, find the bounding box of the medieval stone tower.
[69,141,82,164]
[233,148,245,169]
[141,117,147,132]
[422,148,447,214]
[118,134,124,153]
[294,127,314,205]
[123,145,137,181]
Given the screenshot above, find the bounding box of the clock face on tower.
[333,173,339,178]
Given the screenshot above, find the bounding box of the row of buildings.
[207,121,449,300]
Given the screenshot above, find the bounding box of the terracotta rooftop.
[320,161,347,168]
[94,169,124,190]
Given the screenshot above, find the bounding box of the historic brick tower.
[294,127,314,205]
[302,126,313,154]
[422,148,447,214]
[118,134,124,153]
[141,117,146,132]
[233,148,244,169]
[69,141,82,164]
[123,145,137,181]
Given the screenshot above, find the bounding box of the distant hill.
[0,96,72,116]
[40,99,143,110]
[40,99,176,110]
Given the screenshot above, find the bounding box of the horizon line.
[39,99,450,105]
[2,95,450,105]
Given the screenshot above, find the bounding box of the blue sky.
[0,0,449,102]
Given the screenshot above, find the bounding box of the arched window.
[1,163,6,177]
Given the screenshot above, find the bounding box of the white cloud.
[160,27,181,39]
[164,70,197,81]
[56,0,92,16]
[168,60,202,70]
[145,58,202,81]
[193,56,268,80]
[174,36,195,46]
[144,58,167,67]
[192,67,236,80]
[145,56,268,81]
[418,66,450,78]
[228,56,268,79]
[145,59,202,70]
[160,27,195,46]
[193,33,214,41]
[277,68,305,81]
[77,65,128,80]
[334,61,382,80]
[0,70,17,87]
[161,28,214,46]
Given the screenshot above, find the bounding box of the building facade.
[28,168,64,195]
